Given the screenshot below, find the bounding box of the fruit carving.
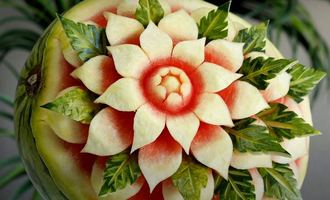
[15,0,325,199]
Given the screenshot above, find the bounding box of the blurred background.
[0,0,329,199]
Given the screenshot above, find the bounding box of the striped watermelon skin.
[14,21,68,200]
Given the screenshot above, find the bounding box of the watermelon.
[15,0,325,199]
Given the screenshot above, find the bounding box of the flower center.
[140,59,204,115]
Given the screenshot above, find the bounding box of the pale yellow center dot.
[151,67,192,107]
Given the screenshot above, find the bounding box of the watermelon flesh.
[14,0,312,199]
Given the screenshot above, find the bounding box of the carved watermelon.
[15,0,325,199]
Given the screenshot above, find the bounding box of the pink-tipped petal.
[91,157,144,200]
[140,22,173,61]
[172,38,205,68]
[249,169,264,200]
[197,62,242,93]
[191,124,233,179]
[108,44,150,78]
[261,72,291,102]
[200,171,215,200]
[205,39,244,72]
[104,12,144,46]
[230,151,272,169]
[96,78,145,112]
[272,137,308,164]
[194,93,233,126]
[220,81,269,119]
[166,113,200,154]
[71,55,119,95]
[131,104,166,152]
[139,132,182,192]
[158,10,198,42]
[82,108,134,156]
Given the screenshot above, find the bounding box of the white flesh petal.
[230,151,272,169]
[166,113,200,154]
[224,81,269,119]
[46,111,87,144]
[172,38,205,68]
[190,7,213,23]
[191,125,233,179]
[131,104,166,152]
[158,10,199,42]
[245,51,269,60]
[108,44,150,78]
[197,62,242,93]
[249,169,264,200]
[140,22,173,61]
[60,32,82,67]
[205,39,244,72]
[104,12,144,46]
[194,93,233,126]
[71,55,114,95]
[261,72,291,102]
[139,133,182,192]
[272,137,308,164]
[91,158,144,200]
[95,78,145,112]
[82,108,133,156]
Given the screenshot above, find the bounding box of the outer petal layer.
[139,132,182,192]
[96,78,145,112]
[91,157,144,200]
[249,169,264,200]
[272,138,308,164]
[172,38,205,68]
[205,39,244,72]
[131,104,166,152]
[220,81,269,119]
[230,151,272,169]
[158,10,198,42]
[191,124,233,179]
[71,55,119,95]
[197,62,242,93]
[82,108,134,156]
[194,93,233,126]
[140,22,173,61]
[108,44,150,78]
[104,12,144,45]
[166,113,200,154]
[261,72,291,102]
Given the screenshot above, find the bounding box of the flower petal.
[46,111,88,144]
[108,44,150,78]
[190,7,213,23]
[158,10,198,42]
[131,104,166,152]
[249,168,264,200]
[71,55,119,95]
[139,132,182,192]
[104,12,144,46]
[261,72,291,102]
[172,38,205,68]
[205,39,244,72]
[230,151,272,169]
[162,170,214,200]
[219,81,269,119]
[166,113,200,154]
[191,124,233,179]
[140,22,173,61]
[197,62,242,93]
[96,78,145,112]
[91,157,144,199]
[82,108,134,156]
[272,137,308,164]
[194,93,233,126]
